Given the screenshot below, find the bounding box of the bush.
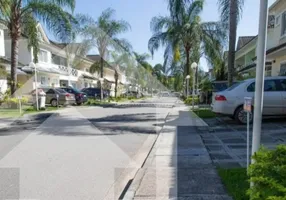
[184,97,199,105]
[248,145,286,200]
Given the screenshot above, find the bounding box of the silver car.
[211,76,286,124]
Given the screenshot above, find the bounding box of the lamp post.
[186,75,190,99]
[99,77,104,101]
[191,62,198,110]
[252,0,269,163]
[29,62,38,111]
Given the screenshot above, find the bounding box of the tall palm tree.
[0,0,75,94]
[218,0,245,86]
[83,8,131,100]
[149,0,225,83]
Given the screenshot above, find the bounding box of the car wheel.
[77,102,82,106]
[51,99,58,107]
[234,106,253,124]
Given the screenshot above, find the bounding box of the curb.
[122,109,173,200]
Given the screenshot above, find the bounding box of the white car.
[211,76,286,124]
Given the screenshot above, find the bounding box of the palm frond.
[23,0,75,41]
[150,16,172,33]
[217,0,244,27]
[45,0,75,11]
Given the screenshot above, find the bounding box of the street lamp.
[29,62,38,111]
[252,0,268,164]
[99,77,104,101]
[186,75,190,99]
[191,62,198,110]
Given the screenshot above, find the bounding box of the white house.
[235,0,286,77]
[0,22,7,94]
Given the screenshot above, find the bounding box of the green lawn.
[217,168,249,200]
[0,106,62,118]
[193,108,216,118]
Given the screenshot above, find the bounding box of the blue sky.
[72,0,276,71]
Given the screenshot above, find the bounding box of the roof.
[252,42,286,60]
[269,0,282,11]
[236,36,257,51]
[86,55,101,61]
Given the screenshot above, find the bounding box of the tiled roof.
[86,55,101,61]
[236,36,256,51]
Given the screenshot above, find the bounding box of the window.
[276,15,281,26]
[247,82,255,92]
[40,76,46,85]
[46,89,55,94]
[39,50,48,63]
[226,81,244,91]
[264,80,278,92]
[277,79,286,91]
[280,63,286,75]
[281,11,286,36]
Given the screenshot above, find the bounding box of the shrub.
[248,145,286,200]
[184,97,199,105]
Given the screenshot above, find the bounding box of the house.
[235,0,286,77]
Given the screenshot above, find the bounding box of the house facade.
[235,0,286,77]
[2,23,129,96]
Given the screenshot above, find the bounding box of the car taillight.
[215,95,227,101]
[66,94,70,98]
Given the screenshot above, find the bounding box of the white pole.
[192,73,195,110]
[247,112,250,168]
[34,64,39,111]
[251,0,268,163]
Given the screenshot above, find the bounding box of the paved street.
[0,97,177,200]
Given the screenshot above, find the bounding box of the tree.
[0,0,76,95]
[218,0,245,86]
[83,8,131,100]
[149,0,226,82]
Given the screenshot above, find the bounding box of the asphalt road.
[0,97,177,200]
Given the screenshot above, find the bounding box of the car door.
[45,89,55,104]
[263,79,282,115]
[276,78,286,115]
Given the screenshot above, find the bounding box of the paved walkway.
[125,104,232,200]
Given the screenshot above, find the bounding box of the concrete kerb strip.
[122,109,174,200]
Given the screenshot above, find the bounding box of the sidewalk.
[124,105,232,200]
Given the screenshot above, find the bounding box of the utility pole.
[251,0,268,163]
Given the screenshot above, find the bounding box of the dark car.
[81,88,110,99]
[59,87,88,105]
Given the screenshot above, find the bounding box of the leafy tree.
[0,0,76,95]
[218,0,245,86]
[82,8,131,99]
[149,0,225,81]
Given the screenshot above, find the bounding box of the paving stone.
[213,161,242,168]
[221,138,245,144]
[202,139,220,145]
[205,145,225,152]
[209,153,233,160]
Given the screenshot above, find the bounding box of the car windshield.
[72,87,81,93]
[226,81,244,91]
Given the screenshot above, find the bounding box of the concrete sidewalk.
[124,105,232,200]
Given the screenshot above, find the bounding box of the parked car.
[59,86,87,105]
[81,87,109,99]
[32,87,75,107]
[211,76,286,124]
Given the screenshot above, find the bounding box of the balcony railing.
[56,65,78,76]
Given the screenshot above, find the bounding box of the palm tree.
[83,8,131,100]
[149,0,225,84]
[0,0,75,95]
[218,0,245,86]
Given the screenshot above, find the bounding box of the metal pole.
[247,112,250,168]
[186,79,189,98]
[34,64,39,111]
[192,73,195,110]
[251,0,268,163]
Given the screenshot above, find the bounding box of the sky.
[70,0,276,72]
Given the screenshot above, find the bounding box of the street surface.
[0,97,177,200]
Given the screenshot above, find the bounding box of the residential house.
[0,23,7,94]
[235,0,286,77]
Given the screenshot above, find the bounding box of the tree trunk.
[10,1,21,96]
[100,56,104,100]
[185,46,190,96]
[114,70,118,98]
[227,0,238,87]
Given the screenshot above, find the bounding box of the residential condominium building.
[2,22,127,96]
[235,0,286,77]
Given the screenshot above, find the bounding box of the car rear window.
[226,81,244,91]
[56,88,67,93]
